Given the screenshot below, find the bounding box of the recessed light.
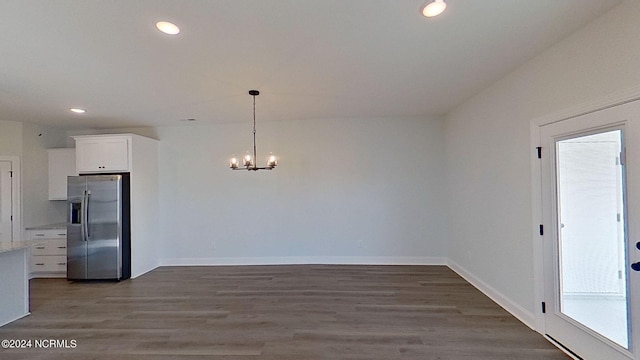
[420,0,447,18]
[156,21,180,35]
[70,108,86,114]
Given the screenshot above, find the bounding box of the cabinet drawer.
[31,240,67,256]
[27,229,67,240]
[31,255,67,273]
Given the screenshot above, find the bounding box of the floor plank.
[0,265,568,359]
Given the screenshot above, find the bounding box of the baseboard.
[447,259,537,330]
[131,264,160,279]
[544,335,582,360]
[30,273,66,279]
[160,256,448,267]
[0,312,30,328]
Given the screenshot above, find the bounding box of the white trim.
[530,121,546,333]
[131,265,159,279]
[532,85,640,127]
[447,259,537,330]
[160,256,447,267]
[0,156,21,242]
[0,312,30,328]
[544,335,582,360]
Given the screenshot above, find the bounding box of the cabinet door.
[76,139,106,173]
[76,137,130,173]
[48,149,76,200]
[100,137,129,171]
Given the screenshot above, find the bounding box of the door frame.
[531,86,640,351]
[0,156,21,242]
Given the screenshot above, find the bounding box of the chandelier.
[229,90,278,171]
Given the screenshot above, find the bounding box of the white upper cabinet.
[48,148,77,200]
[73,135,131,173]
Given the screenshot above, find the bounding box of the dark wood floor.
[0,265,568,359]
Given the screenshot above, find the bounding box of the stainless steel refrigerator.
[67,174,131,280]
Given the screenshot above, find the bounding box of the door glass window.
[555,129,629,348]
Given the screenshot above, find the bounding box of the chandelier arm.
[231,166,272,171]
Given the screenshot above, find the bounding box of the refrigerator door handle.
[80,190,87,241]
[85,190,91,239]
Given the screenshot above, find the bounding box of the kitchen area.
[0,132,159,327]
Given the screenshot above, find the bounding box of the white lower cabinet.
[27,229,67,278]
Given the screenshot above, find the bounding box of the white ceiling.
[0,0,622,128]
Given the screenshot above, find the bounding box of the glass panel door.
[555,129,628,348]
[539,99,640,360]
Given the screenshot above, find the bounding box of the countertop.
[0,241,43,255]
[25,223,67,230]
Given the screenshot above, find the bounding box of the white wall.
[0,120,68,232]
[22,123,68,227]
[445,0,640,320]
[158,116,447,265]
[0,120,23,156]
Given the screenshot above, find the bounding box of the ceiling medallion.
[229,90,278,171]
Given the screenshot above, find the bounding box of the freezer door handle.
[80,190,86,241]
[81,190,89,241]
[85,190,91,239]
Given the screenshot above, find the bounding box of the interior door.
[540,100,640,359]
[0,160,12,242]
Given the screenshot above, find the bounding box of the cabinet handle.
[57,233,66,236]
[57,246,66,249]
[35,246,45,250]
[35,263,45,266]
[57,263,66,266]
[35,234,45,237]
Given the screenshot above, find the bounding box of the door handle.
[85,191,91,239]
[631,262,640,272]
[80,190,87,241]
